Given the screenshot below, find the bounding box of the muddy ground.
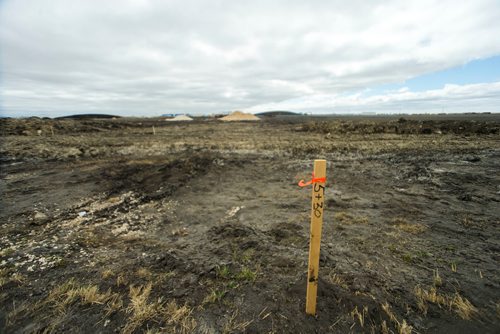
[0,115,499,333]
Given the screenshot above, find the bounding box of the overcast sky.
[1,0,500,117]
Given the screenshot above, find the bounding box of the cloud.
[1,0,500,116]
[246,82,500,114]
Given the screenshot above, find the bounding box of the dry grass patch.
[328,271,348,289]
[23,278,125,332]
[414,286,478,320]
[124,283,196,334]
[105,293,124,316]
[203,288,227,305]
[393,218,427,234]
[45,279,121,314]
[116,273,128,287]
[101,269,114,279]
[381,320,389,334]
[350,305,368,328]
[136,267,153,279]
[335,211,369,225]
[223,310,253,334]
[6,301,34,326]
[156,271,176,284]
[460,215,484,229]
[433,269,443,287]
[381,302,413,334]
[452,294,478,320]
[164,301,197,334]
[0,268,25,288]
[124,283,161,333]
[415,286,447,314]
[461,215,474,228]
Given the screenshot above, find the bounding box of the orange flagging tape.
[298,172,326,187]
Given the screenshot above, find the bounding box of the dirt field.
[1,115,499,333]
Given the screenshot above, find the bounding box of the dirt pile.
[219,111,261,121]
[165,115,193,121]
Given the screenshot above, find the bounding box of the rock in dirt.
[154,251,183,271]
[172,288,188,298]
[112,223,129,235]
[464,156,481,163]
[458,194,473,201]
[31,211,48,225]
[61,147,82,159]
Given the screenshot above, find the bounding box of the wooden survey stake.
[306,159,326,315]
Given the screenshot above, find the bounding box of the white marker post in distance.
[305,159,326,316]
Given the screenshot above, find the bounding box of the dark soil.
[1,115,499,333]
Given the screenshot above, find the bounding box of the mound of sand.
[219,111,260,122]
[166,115,193,121]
